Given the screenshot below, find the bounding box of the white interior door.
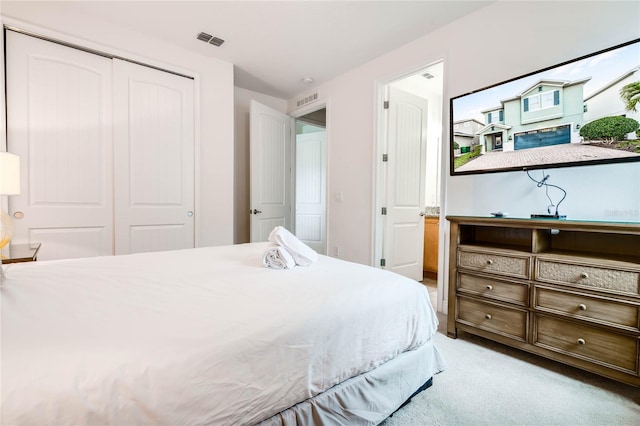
[249,100,292,242]
[295,131,326,254]
[113,59,195,254]
[383,87,428,280]
[6,31,113,261]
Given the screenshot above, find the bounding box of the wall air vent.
[422,72,434,79]
[197,32,225,47]
[296,92,318,108]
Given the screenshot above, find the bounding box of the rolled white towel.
[268,226,318,266]
[263,244,296,269]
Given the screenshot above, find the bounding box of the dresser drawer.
[536,259,640,295]
[458,273,529,306]
[535,287,640,331]
[458,248,531,279]
[457,296,527,341]
[534,315,638,373]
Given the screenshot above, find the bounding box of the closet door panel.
[6,31,113,260]
[129,224,188,254]
[113,59,195,254]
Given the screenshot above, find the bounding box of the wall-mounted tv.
[450,38,640,176]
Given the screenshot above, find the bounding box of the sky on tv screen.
[453,41,640,123]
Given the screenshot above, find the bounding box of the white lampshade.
[0,152,20,195]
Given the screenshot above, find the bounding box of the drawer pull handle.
[485,314,492,320]
[486,259,494,265]
[578,304,587,311]
[580,272,589,279]
[486,285,493,290]
[577,338,586,346]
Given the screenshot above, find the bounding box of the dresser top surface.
[446,216,640,232]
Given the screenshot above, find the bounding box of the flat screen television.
[450,38,640,176]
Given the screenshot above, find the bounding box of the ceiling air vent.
[197,32,213,42]
[197,32,225,47]
[297,92,318,108]
[209,37,225,47]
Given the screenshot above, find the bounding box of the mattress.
[1,242,443,425]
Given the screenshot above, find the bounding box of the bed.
[1,242,445,425]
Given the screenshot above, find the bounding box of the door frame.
[289,100,330,255]
[373,60,447,312]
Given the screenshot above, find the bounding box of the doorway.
[375,61,444,306]
[295,109,327,254]
[249,102,328,254]
[486,133,503,151]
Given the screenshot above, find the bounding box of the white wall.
[0,4,235,247]
[234,87,288,243]
[287,1,640,268]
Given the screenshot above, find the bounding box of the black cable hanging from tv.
[525,169,567,219]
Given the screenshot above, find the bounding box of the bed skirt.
[258,338,446,425]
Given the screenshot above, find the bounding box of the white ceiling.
[2,1,492,99]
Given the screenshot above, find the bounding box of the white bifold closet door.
[113,59,194,255]
[6,31,114,261]
[6,31,195,261]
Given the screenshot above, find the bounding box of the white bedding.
[1,242,441,425]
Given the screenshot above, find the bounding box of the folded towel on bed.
[268,226,318,266]
[262,244,296,269]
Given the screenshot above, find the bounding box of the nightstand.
[1,243,41,264]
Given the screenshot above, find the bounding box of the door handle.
[250,209,262,215]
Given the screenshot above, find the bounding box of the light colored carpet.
[381,280,640,426]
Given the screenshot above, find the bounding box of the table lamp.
[0,152,21,250]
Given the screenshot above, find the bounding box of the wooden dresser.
[446,216,640,386]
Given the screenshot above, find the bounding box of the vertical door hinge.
[380,258,386,267]
[383,100,389,109]
[382,154,388,162]
[381,207,387,215]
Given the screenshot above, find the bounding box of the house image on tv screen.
[475,77,591,154]
[452,119,484,154]
[583,66,640,132]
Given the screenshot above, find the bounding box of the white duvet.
[1,242,439,425]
